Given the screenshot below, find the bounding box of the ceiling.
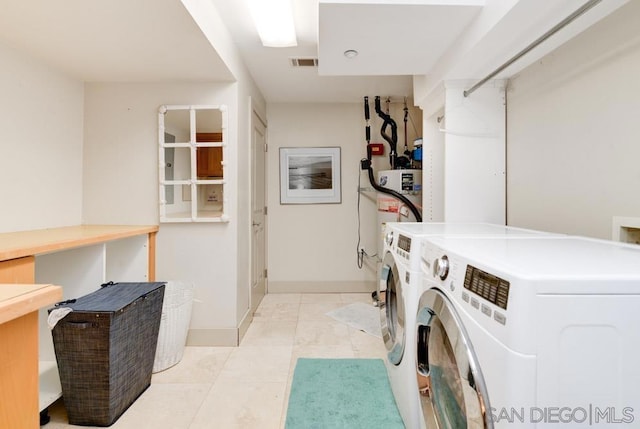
[317,1,483,76]
[0,0,233,83]
[209,0,485,102]
[0,0,630,104]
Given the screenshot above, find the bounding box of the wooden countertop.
[0,225,158,262]
[0,284,63,325]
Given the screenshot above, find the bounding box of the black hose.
[364,96,371,144]
[364,96,370,122]
[403,101,410,156]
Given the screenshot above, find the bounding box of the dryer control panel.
[463,265,510,310]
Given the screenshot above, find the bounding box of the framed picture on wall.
[279,147,341,204]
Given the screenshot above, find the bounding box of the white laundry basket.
[153,281,194,373]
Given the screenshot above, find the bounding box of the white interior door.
[251,109,267,313]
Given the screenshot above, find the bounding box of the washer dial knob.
[385,230,394,246]
[434,255,449,280]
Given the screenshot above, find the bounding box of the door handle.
[252,222,261,227]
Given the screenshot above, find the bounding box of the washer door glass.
[416,289,492,429]
[379,251,406,365]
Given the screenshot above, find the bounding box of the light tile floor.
[44,292,386,429]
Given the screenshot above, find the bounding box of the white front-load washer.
[378,222,556,428]
[416,235,640,428]
[379,222,423,429]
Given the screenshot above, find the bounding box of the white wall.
[0,41,84,233]
[507,1,640,239]
[444,81,506,223]
[181,0,268,339]
[267,103,379,292]
[82,83,238,223]
[83,82,244,343]
[79,0,267,345]
[0,0,263,345]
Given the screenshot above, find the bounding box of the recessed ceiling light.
[344,49,359,59]
[248,0,297,47]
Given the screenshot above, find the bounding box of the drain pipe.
[374,96,398,169]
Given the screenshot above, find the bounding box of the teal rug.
[285,358,405,429]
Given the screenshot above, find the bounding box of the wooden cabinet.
[0,284,62,429]
[196,132,223,178]
[0,256,35,283]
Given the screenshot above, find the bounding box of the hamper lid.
[50,282,166,313]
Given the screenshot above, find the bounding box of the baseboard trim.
[237,309,253,344]
[268,281,376,294]
[186,328,238,346]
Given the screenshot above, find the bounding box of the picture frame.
[279,147,341,204]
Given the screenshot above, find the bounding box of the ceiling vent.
[290,58,319,67]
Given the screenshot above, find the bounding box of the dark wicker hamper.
[49,282,166,426]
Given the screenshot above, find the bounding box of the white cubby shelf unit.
[159,104,229,223]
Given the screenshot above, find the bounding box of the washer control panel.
[395,234,412,261]
[397,234,411,252]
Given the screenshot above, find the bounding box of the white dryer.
[378,222,554,429]
[416,236,640,428]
